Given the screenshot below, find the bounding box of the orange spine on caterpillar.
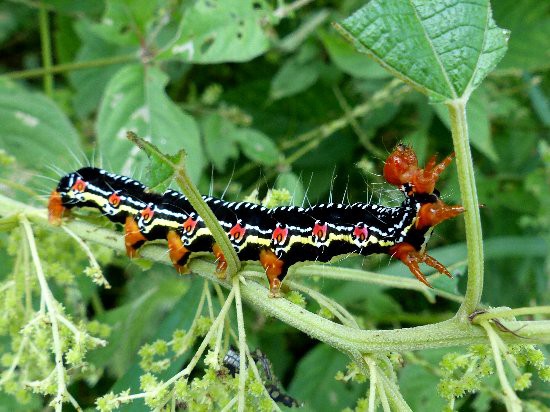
[48,145,464,295]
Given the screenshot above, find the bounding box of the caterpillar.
[48,145,464,295]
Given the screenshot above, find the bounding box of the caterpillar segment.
[48,145,464,295]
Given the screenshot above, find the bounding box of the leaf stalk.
[447,99,485,320]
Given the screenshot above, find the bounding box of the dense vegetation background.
[0,0,548,410]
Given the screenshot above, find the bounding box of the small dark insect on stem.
[469,310,529,339]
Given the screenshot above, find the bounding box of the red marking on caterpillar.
[353,224,368,242]
[312,221,327,241]
[108,192,121,207]
[229,221,246,242]
[48,145,464,296]
[71,178,87,193]
[183,216,198,234]
[140,205,154,222]
[272,224,288,246]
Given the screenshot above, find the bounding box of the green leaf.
[270,54,322,100]
[275,172,305,206]
[111,278,204,412]
[0,80,81,171]
[233,128,281,166]
[270,60,321,101]
[289,345,366,410]
[99,0,158,43]
[524,73,550,127]
[89,273,188,375]
[434,88,498,162]
[399,349,449,411]
[158,0,271,63]
[270,42,322,100]
[96,64,204,182]
[0,3,33,45]
[0,391,41,412]
[200,113,239,173]
[147,150,186,192]
[319,30,389,79]
[335,0,509,101]
[69,20,137,118]
[42,0,103,15]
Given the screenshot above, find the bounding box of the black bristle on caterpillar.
[48,145,464,295]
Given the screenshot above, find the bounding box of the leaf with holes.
[335,0,509,101]
[96,64,204,182]
[158,0,271,63]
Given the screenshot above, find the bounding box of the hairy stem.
[447,99,484,319]
[3,54,137,80]
[38,2,53,97]
[233,277,247,412]
[471,306,550,322]
[480,321,522,412]
[21,217,65,411]
[366,358,377,412]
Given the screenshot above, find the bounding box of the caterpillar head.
[48,167,131,224]
[48,169,91,224]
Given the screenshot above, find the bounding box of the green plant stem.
[38,2,53,97]
[273,0,315,18]
[287,280,360,328]
[61,225,111,289]
[447,99,484,320]
[366,358,377,412]
[233,277,247,412]
[245,350,282,411]
[471,306,550,322]
[20,217,65,412]
[162,287,236,391]
[3,54,137,80]
[295,265,461,303]
[480,321,522,412]
[3,196,550,354]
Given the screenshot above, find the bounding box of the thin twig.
[62,226,111,288]
[21,216,66,411]
[233,276,247,411]
[480,320,522,412]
